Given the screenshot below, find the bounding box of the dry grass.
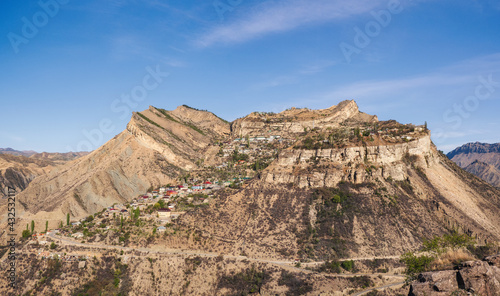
[430,248,475,271]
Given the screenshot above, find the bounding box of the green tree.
[22,229,31,238]
[31,220,35,234]
[341,260,354,272]
[133,208,140,220]
[66,213,70,226]
[45,221,48,233]
[59,221,63,229]
[400,252,434,280]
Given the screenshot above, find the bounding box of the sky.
[0,0,499,153]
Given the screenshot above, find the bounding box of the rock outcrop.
[230,100,377,137]
[263,134,432,187]
[409,255,500,296]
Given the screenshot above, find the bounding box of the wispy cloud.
[0,132,25,143]
[252,60,338,90]
[263,53,500,120]
[108,34,187,67]
[197,0,388,47]
[322,53,500,101]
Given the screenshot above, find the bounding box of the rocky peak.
[230,100,377,138]
[448,142,500,159]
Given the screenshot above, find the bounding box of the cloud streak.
[323,53,500,101]
[252,60,338,90]
[197,0,388,47]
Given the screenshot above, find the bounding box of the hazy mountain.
[447,142,500,187]
[0,149,91,197]
[0,147,37,157]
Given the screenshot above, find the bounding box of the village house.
[157,226,166,232]
[157,208,171,219]
[72,232,84,239]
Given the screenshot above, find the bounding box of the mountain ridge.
[447,142,500,187]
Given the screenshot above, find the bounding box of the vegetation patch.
[347,276,373,289]
[137,112,162,129]
[278,270,313,296]
[157,108,180,123]
[400,231,481,281]
[184,121,206,136]
[217,265,270,295]
[73,257,130,296]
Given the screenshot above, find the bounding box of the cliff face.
[448,142,500,187]
[263,134,432,187]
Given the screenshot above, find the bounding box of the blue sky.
[1,0,499,153]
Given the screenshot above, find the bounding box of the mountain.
[2,100,500,295]
[9,105,230,229]
[0,149,90,198]
[0,154,54,198]
[9,102,500,248]
[0,147,37,157]
[29,151,90,162]
[447,142,500,187]
[177,105,500,260]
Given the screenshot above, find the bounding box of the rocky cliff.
[230,100,377,137]
[409,255,500,296]
[263,134,432,187]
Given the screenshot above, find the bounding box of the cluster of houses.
[378,125,426,143]
[232,135,282,143]
[216,136,285,165]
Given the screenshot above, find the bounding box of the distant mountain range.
[0,147,89,161]
[0,148,89,197]
[0,147,37,157]
[447,142,500,187]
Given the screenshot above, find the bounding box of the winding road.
[47,232,406,294]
